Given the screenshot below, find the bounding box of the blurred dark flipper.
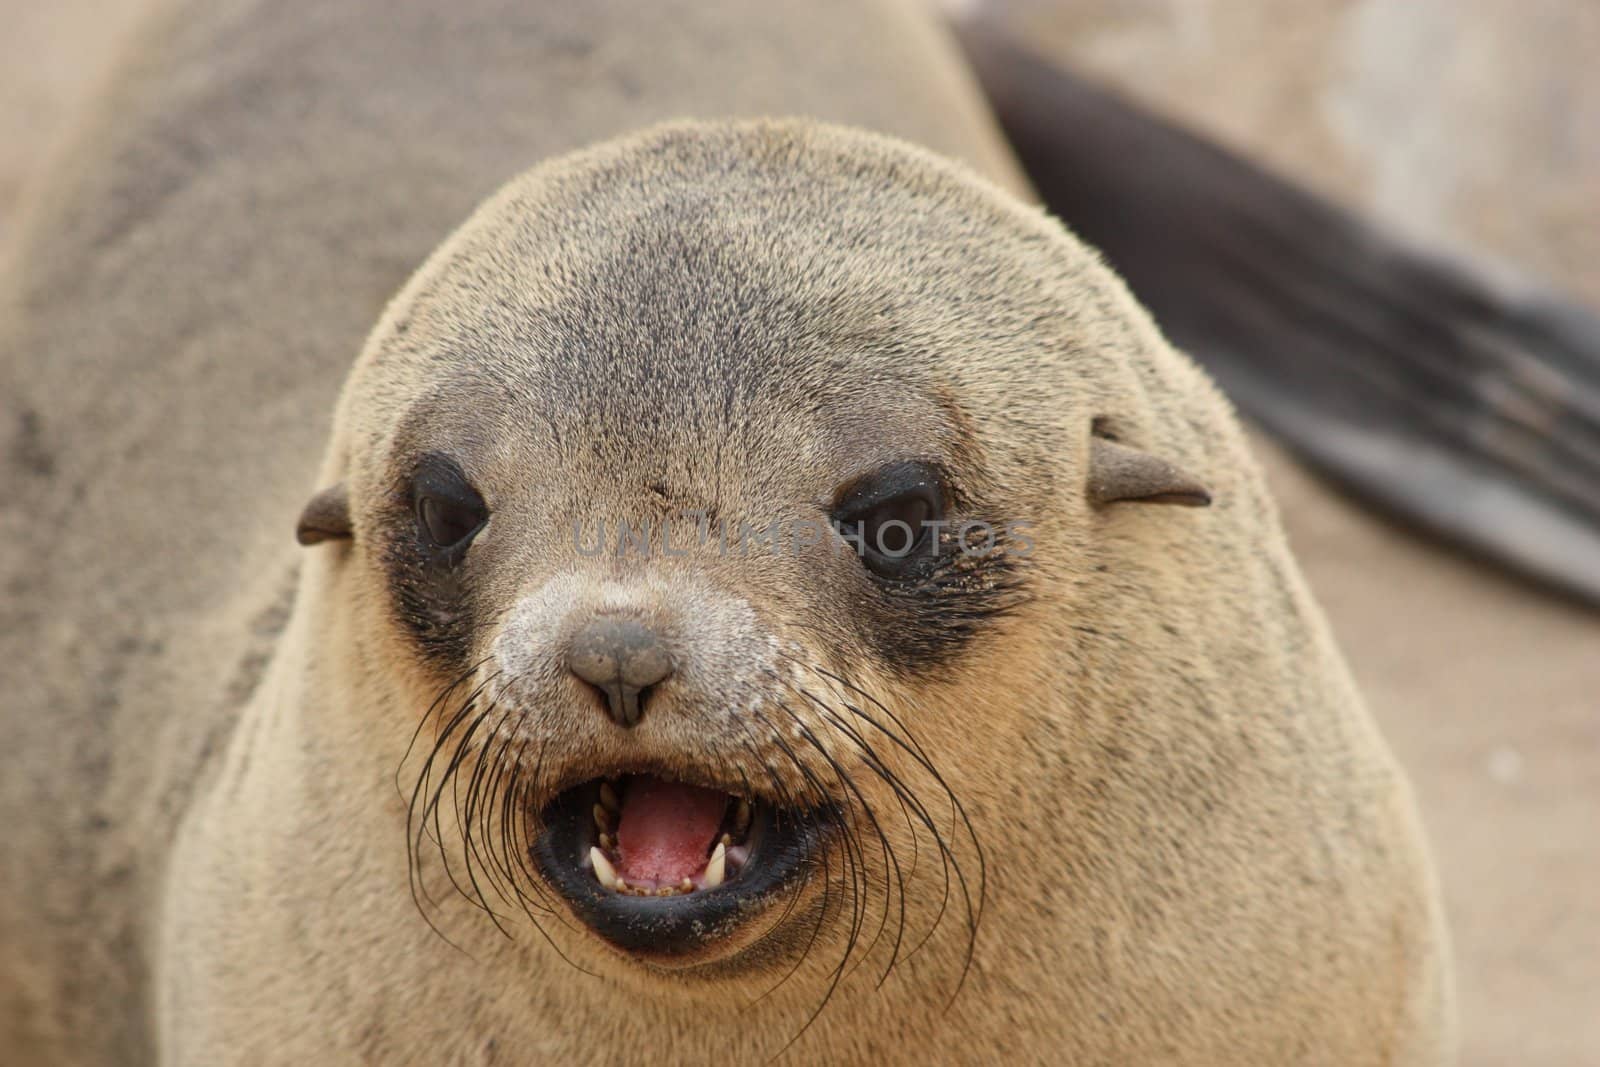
[957,23,1600,607]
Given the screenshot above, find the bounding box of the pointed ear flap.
[1088,436,1212,507]
[295,484,353,545]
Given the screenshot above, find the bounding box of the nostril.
[618,641,671,691]
[567,617,674,728]
[634,682,658,710]
[568,646,619,689]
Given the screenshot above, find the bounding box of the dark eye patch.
[828,460,1027,674]
[383,452,489,667]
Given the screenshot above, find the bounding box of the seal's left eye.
[412,455,488,552]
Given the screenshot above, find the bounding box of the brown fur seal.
[1,0,1450,1062]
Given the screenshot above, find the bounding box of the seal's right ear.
[296,484,352,545]
[1088,436,1212,508]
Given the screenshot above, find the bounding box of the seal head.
[297,121,1346,985]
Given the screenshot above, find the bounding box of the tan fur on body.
[0,0,1448,1063]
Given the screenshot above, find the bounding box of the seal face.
[308,120,1231,972]
[328,121,1092,969]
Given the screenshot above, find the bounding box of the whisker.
[773,651,988,1003]
[767,694,906,987]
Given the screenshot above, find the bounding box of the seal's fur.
[1,1,1449,1063]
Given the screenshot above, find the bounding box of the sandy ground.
[2,1,1596,1063]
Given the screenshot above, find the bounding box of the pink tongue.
[615,778,728,884]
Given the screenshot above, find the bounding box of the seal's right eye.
[831,460,946,579]
[411,455,488,553]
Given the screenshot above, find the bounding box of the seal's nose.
[567,617,674,728]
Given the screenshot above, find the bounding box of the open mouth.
[531,773,825,956]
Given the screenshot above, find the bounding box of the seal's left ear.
[296,484,353,545]
[1088,436,1212,507]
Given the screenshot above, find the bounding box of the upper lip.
[529,772,830,958]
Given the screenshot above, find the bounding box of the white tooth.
[593,803,612,830]
[589,846,618,889]
[599,782,621,812]
[703,842,726,889]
